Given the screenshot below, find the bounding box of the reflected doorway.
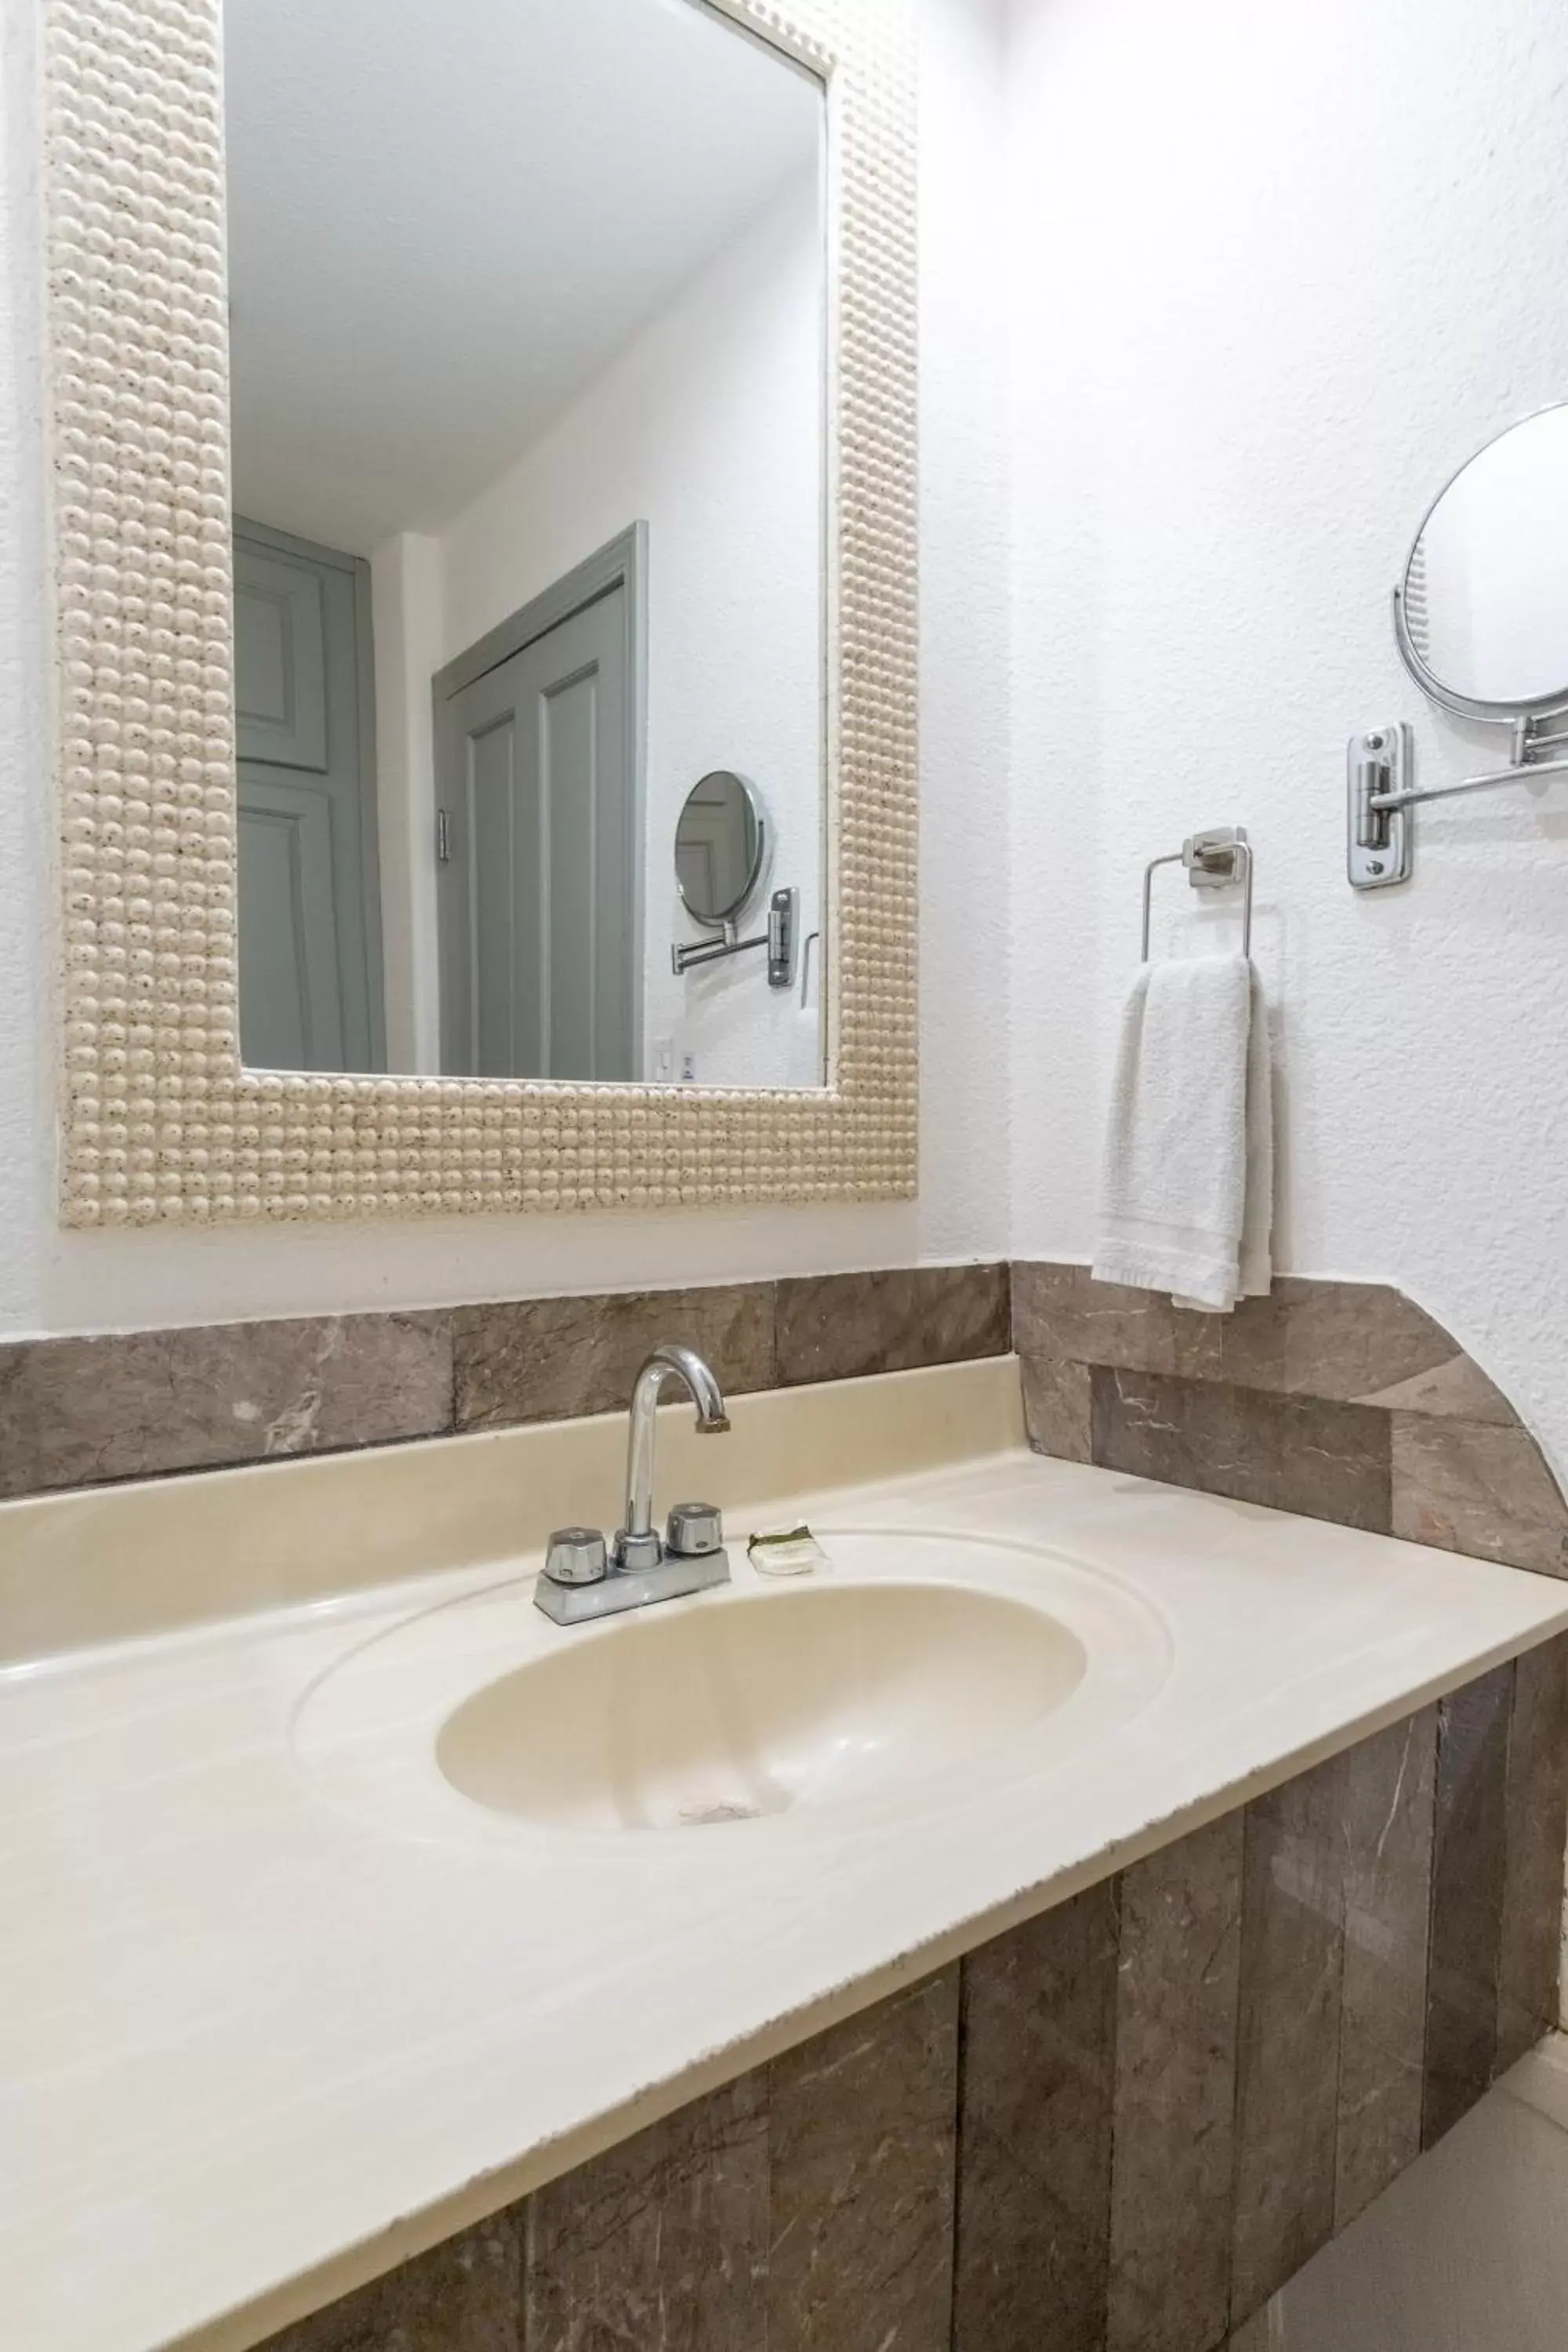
[234,517,386,1072]
[434,528,646,1082]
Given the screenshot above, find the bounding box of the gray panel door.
[234,519,385,1071]
[437,585,635,1080]
[237,780,345,1070]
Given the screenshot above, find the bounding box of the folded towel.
[1091,952,1273,1313]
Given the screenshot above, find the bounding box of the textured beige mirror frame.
[44,0,916,1225]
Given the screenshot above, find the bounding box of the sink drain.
[677,1798,764,1826]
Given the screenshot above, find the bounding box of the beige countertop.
[4,1357,1566,2352]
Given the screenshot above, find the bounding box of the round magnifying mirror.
[1397,401,1568,720]
[674,771,766,927]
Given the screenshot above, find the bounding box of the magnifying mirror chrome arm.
[672,888,798,987]
[1370,752,1568,815]
[673,930,753,975]
[1358,402,1568,891]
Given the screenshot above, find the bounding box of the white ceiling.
[223,0,823,554]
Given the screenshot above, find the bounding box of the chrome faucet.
[615,1342,730,1569]
[534,1342,733,1625]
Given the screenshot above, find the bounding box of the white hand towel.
[1091,952,1273,1313]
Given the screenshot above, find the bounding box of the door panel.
[437,583,635,1081]
[236,782,346,1071]
[545,665,606,1081]
[233,520,385,1072]
[234,552,328,771]
[470,706,541,1075]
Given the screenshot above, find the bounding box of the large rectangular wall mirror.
[45,0,915,1220]
[226,0,827,1091]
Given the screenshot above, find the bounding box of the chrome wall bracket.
[1347,724,1414,890]
[766,887,797,988]
[1348,714,1568,889]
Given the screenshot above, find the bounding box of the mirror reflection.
[225,0,827,1087]
[1399,403,1568,716]
[676,773,765,927]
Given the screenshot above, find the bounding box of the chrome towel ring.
[1141,827,1254,960]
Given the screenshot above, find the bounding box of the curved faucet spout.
[637,1341,730,1436]
[618,1343,731,1566]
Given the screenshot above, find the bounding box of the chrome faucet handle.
[666,1501,723,1559]
[544,1527,608,1587]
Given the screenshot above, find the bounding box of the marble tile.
[452,1284,777,1431]
[1227,2312,1272,2352]
[1391,1416,1568,1578]
[1362,1352,1517,1423]
[1011,1265,1510,1421]
[0,1314,453,1497]
[524,2073,768,2352]
[259,2213,521,2352]
[1334,1708,1437,2230]
[1231,1753,1349,2327]
[1109,1812,1244,2352]
[1217,1279,1460,1405]
[1091,1369,1392,1534]
[768,1969,958,2352]
[1019,1355,1094,1462]
[1422,1664,1512,2149]
[953,1883,1119,2352]
[775,1264,1009,1387]
[1497,1635,1568,2071]
[1011,1261,1221,1381]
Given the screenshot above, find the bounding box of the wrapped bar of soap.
[746,1525,829,1577]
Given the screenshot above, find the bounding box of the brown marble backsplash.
[1015,1263,1568,1580]
[0,1264,1009,1501]
[4,1258,1566,1590]
[257,1638,1568,2352]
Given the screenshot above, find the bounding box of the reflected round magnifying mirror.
[674,771,766,927]
[1396,401,1568,720]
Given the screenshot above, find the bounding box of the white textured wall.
[1005,0,1568,1477]
[5,0,1563,1427]
[0,0,1011,1335]
[436,172,825,1091]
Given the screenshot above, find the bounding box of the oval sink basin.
[292,1528,1172,1847]
[436,1578,1085,1831]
